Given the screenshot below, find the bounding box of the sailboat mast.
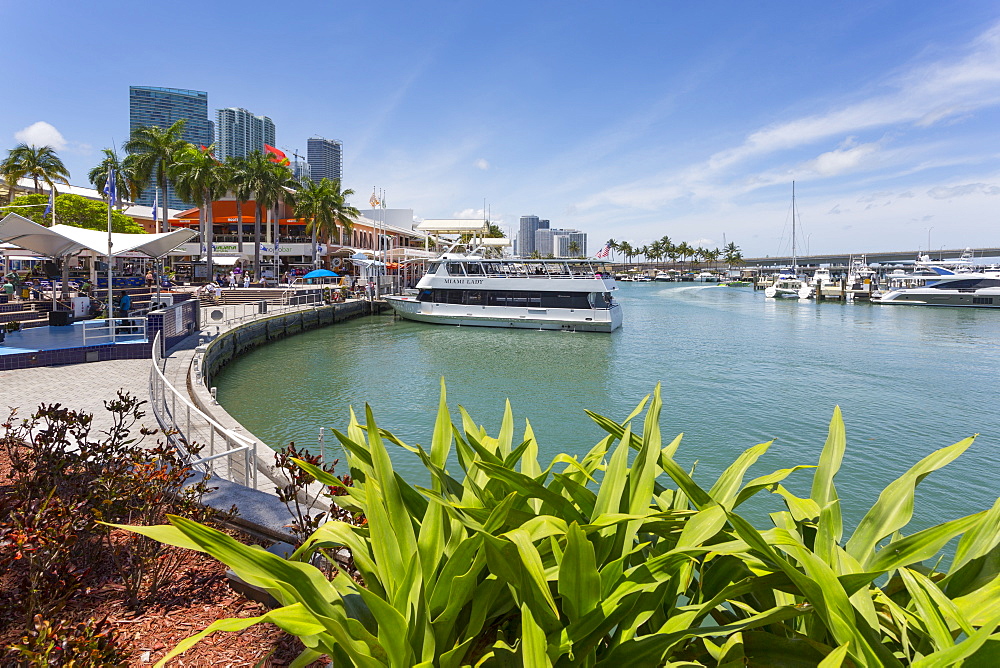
[791,181,797,273]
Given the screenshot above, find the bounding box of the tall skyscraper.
[518,215,550,256]
[129,86,213,209]
[215,107,275,160]
[291,160,311,182]
[307,137,343,183]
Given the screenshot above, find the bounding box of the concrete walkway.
[0,358,157,434]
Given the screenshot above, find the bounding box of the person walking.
[3,278,14,302]
[243,272,251,289]
[145,270,154,288]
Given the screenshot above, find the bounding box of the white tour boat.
[875,266,1000,308]
[384,250,623,332]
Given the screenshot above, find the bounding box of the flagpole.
[153,186,161,310]
[105,171,115,343]
[107,192,115,343]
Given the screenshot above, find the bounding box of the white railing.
[149,332,259,489]
[200,292,337,328]
[82,317,148,344]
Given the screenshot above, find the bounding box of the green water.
[215,283,1000,531]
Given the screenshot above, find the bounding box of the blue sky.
[3,0,1000,257]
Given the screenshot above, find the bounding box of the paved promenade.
[0,358,157,434]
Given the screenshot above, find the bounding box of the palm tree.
[723,241,744,267]
[124,120,190,233]
[676,242,694,266]
[221,156,251,254]
[1,144,70,203]
[295,178,336,269]
[327,179,359,252]
[568,240,581,257]
[618,241,634,267]
[171,145,225,279]
[89,148,141,209]
[605,238,618,263]
[243,152,297,280]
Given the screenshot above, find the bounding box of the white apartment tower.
[215,107,276,160]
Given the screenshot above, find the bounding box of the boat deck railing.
[445,270,613,280]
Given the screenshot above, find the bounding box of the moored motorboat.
[875,266,1000,308]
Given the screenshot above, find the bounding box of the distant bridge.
[740,248,1000,268]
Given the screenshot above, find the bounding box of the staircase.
[196,288,315,307]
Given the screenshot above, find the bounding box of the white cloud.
[453,208,486,219]
[14,121,67,150]
[805,140,881,177]
[573,20,1000,216]
[474,158,490,170]
[927,183,1000,199]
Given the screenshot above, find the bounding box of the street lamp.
[927,227,934,253]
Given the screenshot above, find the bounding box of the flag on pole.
[103,169,117,206]
[151,188,158,227]
[596,243,611,259]
[43,188,54,219]
[369,192,380,208]
[264,144,290,166]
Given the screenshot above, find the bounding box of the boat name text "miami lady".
[443,279,485,285]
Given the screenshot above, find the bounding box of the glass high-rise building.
[215,107,275,161]
[306,137,343,183]
[518,215,549,256]
[129,86,213,209]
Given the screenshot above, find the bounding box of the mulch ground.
[0,445,329,666]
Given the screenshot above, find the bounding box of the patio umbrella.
[302,269,339,279]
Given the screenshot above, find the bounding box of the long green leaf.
[846,437,976,567]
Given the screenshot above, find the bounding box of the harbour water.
[215,283,1000,532]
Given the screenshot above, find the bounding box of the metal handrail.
[149,332,259,489]
[82,317,147,344]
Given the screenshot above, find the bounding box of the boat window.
[464,262,483,275]
[467,291,484,305]
[488,291,511,306]
[930,279,1000,290]
[540,292,591,308]
[446,262,465,276]
[427,262,442,274]
[417,289,433,302]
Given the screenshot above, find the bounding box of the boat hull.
[875,289,1000,307]
[384,296,623,332]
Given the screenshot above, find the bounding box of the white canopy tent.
[0,213,197,259]
[0,213,197,328]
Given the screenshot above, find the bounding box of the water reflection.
[215,283,1000,532]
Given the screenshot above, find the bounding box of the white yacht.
[764,182,811,299]
[765,271,812,299]
[875,267,1000,308]
[384,250,623,332]
[809,267,838,289]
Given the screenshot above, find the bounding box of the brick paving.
[0,358,157,434]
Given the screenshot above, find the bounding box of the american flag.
[596,243,611,259]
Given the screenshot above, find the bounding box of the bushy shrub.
[6,615,128,667]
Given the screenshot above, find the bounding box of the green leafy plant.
[121,383,1000,667]
[6,614,128,667]
[4,320,21,333]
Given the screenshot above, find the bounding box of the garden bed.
[0,398,329,666]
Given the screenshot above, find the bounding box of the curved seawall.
[201,300,373,389]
